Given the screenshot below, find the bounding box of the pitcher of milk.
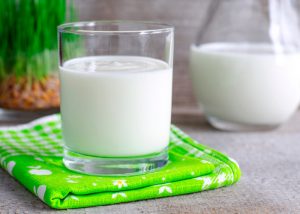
[189,0,300,131]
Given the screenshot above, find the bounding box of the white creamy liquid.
[190,43,300,125]
[60,56,172,157]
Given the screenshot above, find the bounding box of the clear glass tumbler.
[58,21,174,175]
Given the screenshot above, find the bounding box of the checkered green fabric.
[0,114,241,209]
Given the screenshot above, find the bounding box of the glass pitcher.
[189,0,300,131]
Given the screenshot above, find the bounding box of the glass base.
[63,148,168,176]
[207,116,280,131]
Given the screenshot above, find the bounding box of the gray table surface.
[1,110,300,214]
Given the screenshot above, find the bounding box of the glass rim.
[58,20,174,35]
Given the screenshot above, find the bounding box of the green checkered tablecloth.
[0,114,241,209]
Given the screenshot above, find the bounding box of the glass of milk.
[189,0,300,131]
[58,21,174,175]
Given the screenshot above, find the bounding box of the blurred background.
[1,0,300,125]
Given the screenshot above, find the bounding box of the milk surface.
[60,56,172,157]
[190,43,300,125]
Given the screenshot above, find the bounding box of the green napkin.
[0,114,241,209]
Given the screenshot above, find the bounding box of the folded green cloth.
[0,114,241,209]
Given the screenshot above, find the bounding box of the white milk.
[190,43,300,126]
[60,56,172,157]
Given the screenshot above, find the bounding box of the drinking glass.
[58,21,174,175]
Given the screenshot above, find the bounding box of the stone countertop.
[1,110,300,213]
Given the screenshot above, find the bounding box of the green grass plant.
[0,0,75,80]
